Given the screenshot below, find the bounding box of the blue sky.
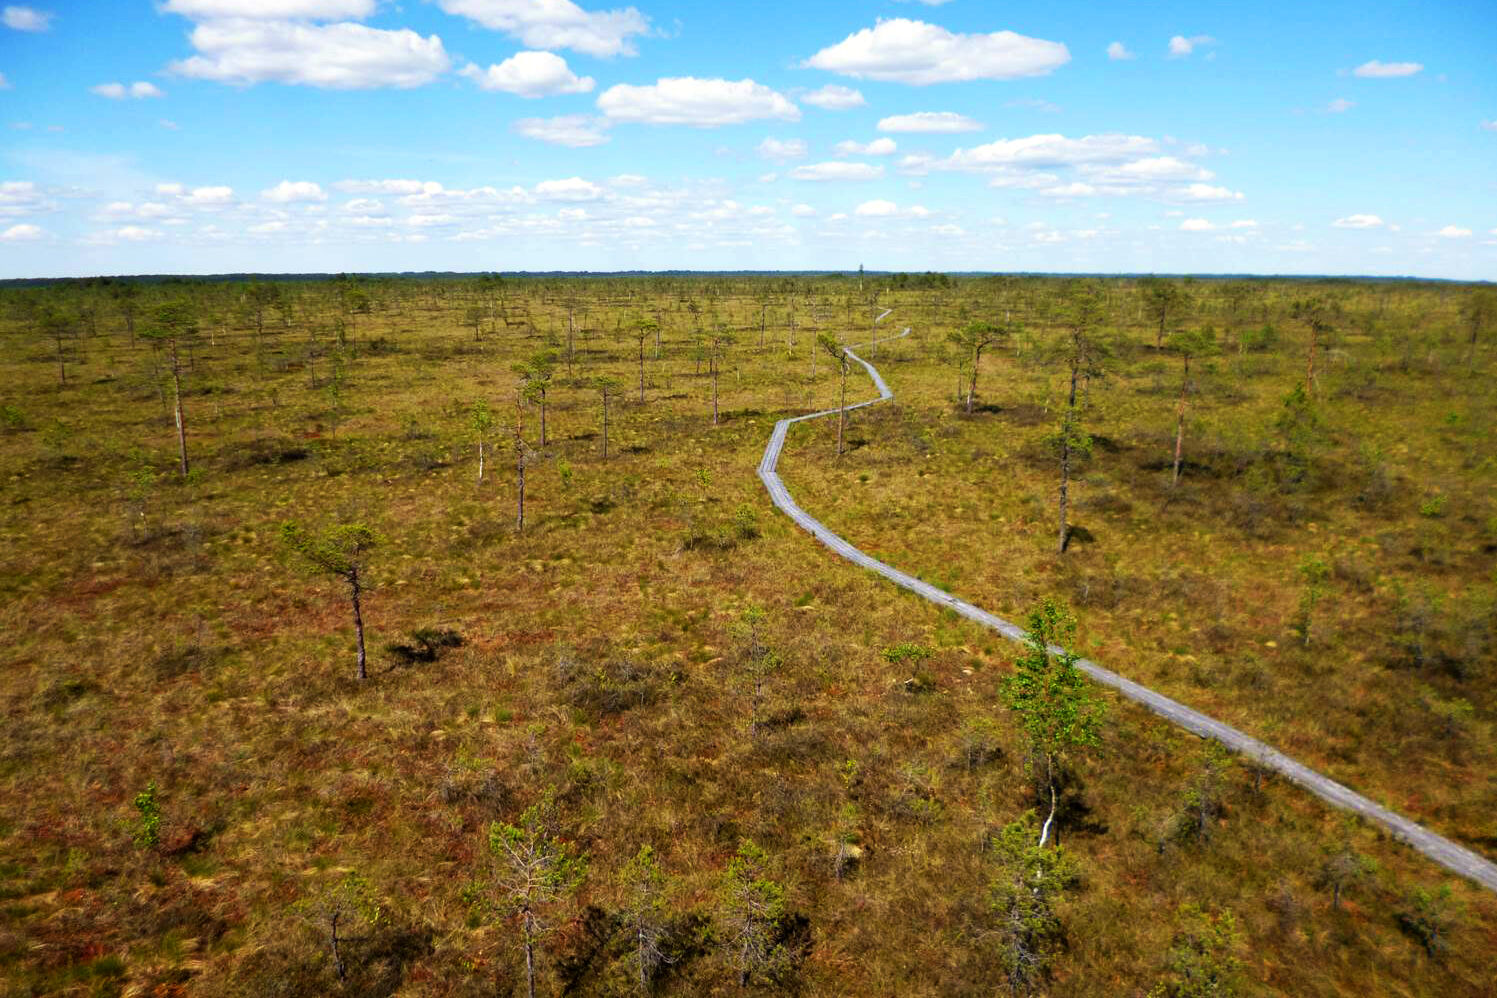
[0,0,1492,278]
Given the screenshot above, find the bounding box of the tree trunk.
[711,357,720,425]
[638,345,645,403]
[54,334,67,388]
[330,911,346,981]
[170,339,189,477]
[836,365,847,456]
[566,307,575,373]
[350,567,367,681]
[1171,354,1189,487]
[966,347,979,414]
[601,394,609,461]
[759,304,766,348]
[1306,324,1318,397]
[1058,360,1079,554]
[524,923,536,998]
[477,439,485,483]
[515,402,526,532]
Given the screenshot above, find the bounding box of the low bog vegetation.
[0,273,1493,995]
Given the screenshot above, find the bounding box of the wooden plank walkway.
[756,312,1497,893]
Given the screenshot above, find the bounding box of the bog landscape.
[2,1,1495,995]
[1,273,1494,995]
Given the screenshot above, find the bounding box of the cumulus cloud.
[1332,213,1382,228]
[1353,60,1422,78]
[0,179,53,217]
[1179,218,1215,231]
[789,161,884,181]
[854,199,899,216]
[459,51,594,96]
[877,111,982,133]
[835,137,897,156]
[163,0,374,16]
[938,132,1158,169]
[169,20,450,89]
[597,77,800,126]
[333,179,442,195]
[804,18,1069,85]
[437,0,649,58]
[261,180,326,202]
[1326,98,1354,113]
[1436,225,1471,238]
[514,114,611,146]
[534,177,604,201]
[1168,34,1215,58]
[896,132,1238,203]
[801,84,865,110]
[1177,182,1243,201]
[0,222,43,241]
[1106,41,1133,60]
[757,137,807,160]
[91,81,165,99]
[2,5,50,31]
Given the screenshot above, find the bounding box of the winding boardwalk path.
[757,311,1497,894]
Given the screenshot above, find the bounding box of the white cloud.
[1353,60,1423,78]
[1178,182,1243,201]
[3,6,50,31]
[790,162,884,182]
[790,203,816,217]
[534,177,603,201]
[854,199,899,216]
[801,84,865,110]
[804,18,1069,85]
[333,179,441,195]
[159,118,180,129]
[170,20,450,89]
[0,222,43,241]
[0,180,52,217]
[877,111,982,133]
[113,227,163,242]
[597,77,800,126]
[1326,98,1354,113]
[514,114,610,146]
[248,220,287,234]
[1436,225,1471,238]
[1229,219,1258,228]
[757,137,807,160]
[261,180,326,202]
[1006,97,1061,113]
[1179,218,1215,231]
[1089,155,1211,182]
[459,51,594,97]
[1106,41,1133,61]
[93,81,165,99]
[1040,182,1097,198]
[1332,213,1382,229]
[163,0,375,17]
[941,132,1158,168]
[1168,34,1215,58]
[437,0,648,58]
[835,137,897,156]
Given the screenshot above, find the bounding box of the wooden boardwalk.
[756,313,1497,894]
